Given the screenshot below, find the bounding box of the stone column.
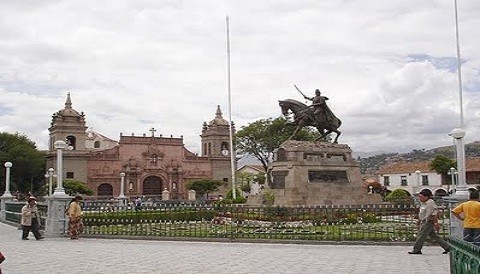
[444,196,467,239]
[53,140,68,196]
[1,162,14,222]
[118,172,127,206]
[2,162,13,197]
[45,196,73,237]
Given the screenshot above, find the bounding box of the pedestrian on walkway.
[452,189,480,245]
[66,195,84,240]
[20,196,44,240]
[408,189,450,254]
[0,251,5,274]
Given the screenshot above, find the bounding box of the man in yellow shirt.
[452,190,480,245]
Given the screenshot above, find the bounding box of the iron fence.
[4,202,48,228]
[80,203,450,242]
[449,237,480,274]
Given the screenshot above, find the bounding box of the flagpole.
[449,0,467,197]
[226,15,237,199]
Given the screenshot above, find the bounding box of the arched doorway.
[98,183,113,197]
[143,176,163,195]
[435,189,448,197]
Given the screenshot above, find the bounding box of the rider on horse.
[303,89,336,127]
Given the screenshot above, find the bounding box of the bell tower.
[200,105,235,182]
[200,105,234,158]
[46,93,89,184]
[48,93,88,152]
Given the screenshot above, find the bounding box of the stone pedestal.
[267,140,382,206]
[45,195,72,238]
[443,195,469,239]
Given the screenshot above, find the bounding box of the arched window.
[66,135,77,150]
[94,141,100,148]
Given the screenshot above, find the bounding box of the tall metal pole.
[226,15,236,199]
[450,0,468,197]
[454,0,464,128]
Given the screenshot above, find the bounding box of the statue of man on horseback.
[279,85,342,143]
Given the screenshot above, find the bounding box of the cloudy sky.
[1,0,479,156]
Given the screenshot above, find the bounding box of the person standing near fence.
[66,195,84,240]
[408,189,450,254]
[451,189,480,245]
[20,196,44,240]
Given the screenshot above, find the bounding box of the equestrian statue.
[279,85,342,143]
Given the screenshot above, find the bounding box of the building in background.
[376,159,480,196]
[46,94,234,199]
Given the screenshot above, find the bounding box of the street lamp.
[53,140,67,196]
[448,167,458,194]
[44,168,55,196]
[2,162,13,197]
[119,172,126,199]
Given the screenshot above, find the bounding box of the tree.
[236,116,319,173]
[0,132,46,194]
[186,179,223,199]
[64,180,94,196]
[430,155,456,185]
[385,189,412,204]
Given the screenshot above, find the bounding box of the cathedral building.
[46,93,234,199]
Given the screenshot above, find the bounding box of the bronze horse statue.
[279,99,342,143]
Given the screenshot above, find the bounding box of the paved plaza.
[0,223,449,274]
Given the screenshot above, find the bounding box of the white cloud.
[1,0,479,156]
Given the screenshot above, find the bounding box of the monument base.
[265,140,381,206]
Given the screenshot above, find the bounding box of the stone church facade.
[46,94,234,199]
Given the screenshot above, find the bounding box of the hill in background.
[358,141,480,174]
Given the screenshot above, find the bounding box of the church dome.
[208,105,229,126]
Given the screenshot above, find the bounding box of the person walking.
[408,189,450,254]
[452,189,480,245]
[66,195,84,240]
[20,196,44,240]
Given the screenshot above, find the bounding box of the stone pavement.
[0,223,449,274]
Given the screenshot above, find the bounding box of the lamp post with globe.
[53,140,67,196]
[2,162,13,197]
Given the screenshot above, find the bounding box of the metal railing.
[4,202,48,228]
[449,237,480,274]
[80,203,450,242]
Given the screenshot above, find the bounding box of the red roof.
[376,157,480,174]
[376,161,433,175]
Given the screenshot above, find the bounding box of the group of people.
[409,188,480,255]
[20,195,84,240]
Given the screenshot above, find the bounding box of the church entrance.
[142,176,163,195]
[98,183,113,197]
